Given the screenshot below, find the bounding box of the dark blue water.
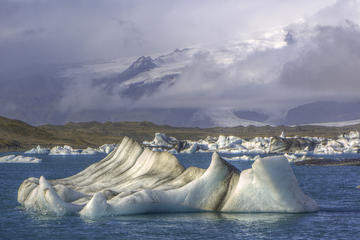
[1,152,360,240]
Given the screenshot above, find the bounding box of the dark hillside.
[1,115,360,152]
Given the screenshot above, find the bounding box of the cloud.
[4,0,360,124]
[120,0,359,115]
[280,24,360,98]
[0,0,332,69]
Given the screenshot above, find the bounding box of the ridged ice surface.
[18,137,318,218]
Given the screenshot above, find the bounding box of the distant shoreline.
[1,115,360,152]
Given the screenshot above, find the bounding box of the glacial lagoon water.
[0,152,360,239]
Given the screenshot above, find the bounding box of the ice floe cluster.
[25,144,116,155]
[143,133,272,154]
[143,131,360,162]
[0,155,41,163]
[18,137,318,218]
[313,131,360,155]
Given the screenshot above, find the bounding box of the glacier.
[18,137,318,218]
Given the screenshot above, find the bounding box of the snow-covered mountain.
[2,22,360,128]
[51,30,288,127]
[60,28,288,99]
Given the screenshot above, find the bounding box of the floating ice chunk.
[283,153,307,162]
[242,138,269,153]
[18,176,82,215]
[0,155,41,163]
[221,156,318,212]
[25,145,50,154]
[270,137,315,153]
[18,137,318,218]
[217,135,227,149]
[49,145,108,155]
[182,143,198,154]
[49,145,81,155]
[216,135,243,149]
[151,133,178,147]
[340,131,360,140]
[81,147,98,155]
[97,144,116,154]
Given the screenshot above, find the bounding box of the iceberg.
[269,136,315,153]
[25,145,50,154]
[0,155,41,163]
[80,147,99,155]
[313,131,360,155]
[18,137,318,218]
[182,143,198,154]
[97,144,116,154]
[48,144,116,155]
[143,133,178,148]
[49,145,82,155]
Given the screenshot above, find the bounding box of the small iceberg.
[49,145,82,155]
[97,144,116,154]
[0,155,41,163]
[25,144,116,156]
[25,145,50,154]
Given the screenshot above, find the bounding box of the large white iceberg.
[18,137,318,218]
[0,155,41,163]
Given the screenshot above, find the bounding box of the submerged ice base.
[18,137,318,218]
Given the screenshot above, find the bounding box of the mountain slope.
[2,115,360,152]
[284,101,360,125]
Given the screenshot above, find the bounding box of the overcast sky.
[2,0,360,124]
[0,0,335,70]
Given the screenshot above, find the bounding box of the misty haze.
[1,0,360,127]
